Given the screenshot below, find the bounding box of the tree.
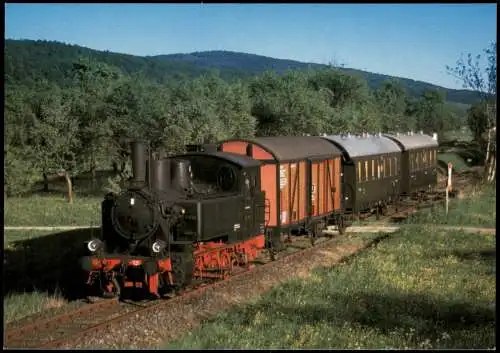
[447,42,497,182]
[72,58,123,185]
[250,71,333,136]
[415,90,449,135]
[466,101,490,151]
[4,85,42,196]
[30,86,82,203]
[307,68,381,134]
[374,79,408,133]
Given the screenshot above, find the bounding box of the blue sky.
[5,3,497,90]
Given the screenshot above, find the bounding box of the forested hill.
[5,39,479,105]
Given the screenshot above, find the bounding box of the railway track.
[3,187,460,349]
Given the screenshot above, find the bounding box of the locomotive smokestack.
[131,141,148,186]
[151,159,171,192]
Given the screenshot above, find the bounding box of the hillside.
[5,39,480,105]
[153,51,479,105]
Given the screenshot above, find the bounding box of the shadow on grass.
[3,228,98,301]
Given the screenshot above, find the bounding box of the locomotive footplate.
[80,255,171,275]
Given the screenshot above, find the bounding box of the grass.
[3,290,67,324]
[437,152,471,172]
[4,195,102,227]
[406,184,496,228]
[164,225,495,349]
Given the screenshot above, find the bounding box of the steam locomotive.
[80,141,268,298]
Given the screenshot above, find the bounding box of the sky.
[5,3,497,90]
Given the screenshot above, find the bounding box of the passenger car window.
[372,160,376,180]
[365,161,369,181]
[358,161,362,182]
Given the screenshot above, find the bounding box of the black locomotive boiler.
[80,142,267,298]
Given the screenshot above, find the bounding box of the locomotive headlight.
[87,239,103,252]
[152,240,167,253]
[130,197,135,206]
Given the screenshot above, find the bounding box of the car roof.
[384,132,439,151]
[321,134,401,160]
[221,136,342,161]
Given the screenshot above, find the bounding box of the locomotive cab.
[169,152,266,244]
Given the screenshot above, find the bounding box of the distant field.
[437,152,471,172]
[406,184,495,228]
[4,195,101,227]
[165,225,495,349]
[441,129,473,143]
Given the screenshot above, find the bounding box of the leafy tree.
[306,68,383,134]
[71,58,124,184]
[374,79,408,133]
[447,42,497,182]
[29,86,82,203]
[4,85,41,196]
[250,71,333,136]
[414,90,449,135]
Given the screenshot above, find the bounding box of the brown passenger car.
[219,136,343,248]
[321,134,402,214]
[384,132,439,194]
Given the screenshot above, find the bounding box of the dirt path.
[4,226,97,231]
[5,225,494,235]
[348,224,496,235]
